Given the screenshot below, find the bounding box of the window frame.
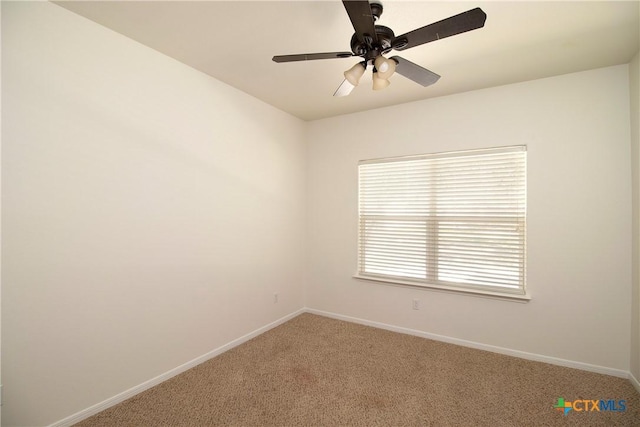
[354,146,529,302]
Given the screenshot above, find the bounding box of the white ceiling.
[55,0,639,121]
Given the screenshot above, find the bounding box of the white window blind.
[357,146,526,296]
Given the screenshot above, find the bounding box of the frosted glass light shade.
[374,56,396,79]
[372,72,390,90]
[344,62,366,86]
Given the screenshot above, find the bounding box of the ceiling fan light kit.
[344,62,366,86]
[372,71,390,90]
[374,55,396,79]
[273,0,487,97]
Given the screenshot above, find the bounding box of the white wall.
[307,65,632,372]
[0,1,3,424]
[2,1,636,426]
[1,2,306,426]
[631,50,640,383]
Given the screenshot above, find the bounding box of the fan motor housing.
[350,25,395,59]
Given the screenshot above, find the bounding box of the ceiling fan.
[272,1,487,97]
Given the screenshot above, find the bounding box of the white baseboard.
[305,308,630,379]
[49,308,305,427]
[630,372,640,394]
[50,306,634,427]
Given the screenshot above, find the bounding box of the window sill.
[352,274,531,303]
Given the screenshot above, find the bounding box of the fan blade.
[392,8,486,51]
[333,79,356,97]
[391,56,440,87]
[273,52,354,63]
[342,0,378,46]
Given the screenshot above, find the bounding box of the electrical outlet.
[412,299,419,310]
[274,293,279,304]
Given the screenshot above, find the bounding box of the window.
[357,146,527,298]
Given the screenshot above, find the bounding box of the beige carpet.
[76,313,639,426]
